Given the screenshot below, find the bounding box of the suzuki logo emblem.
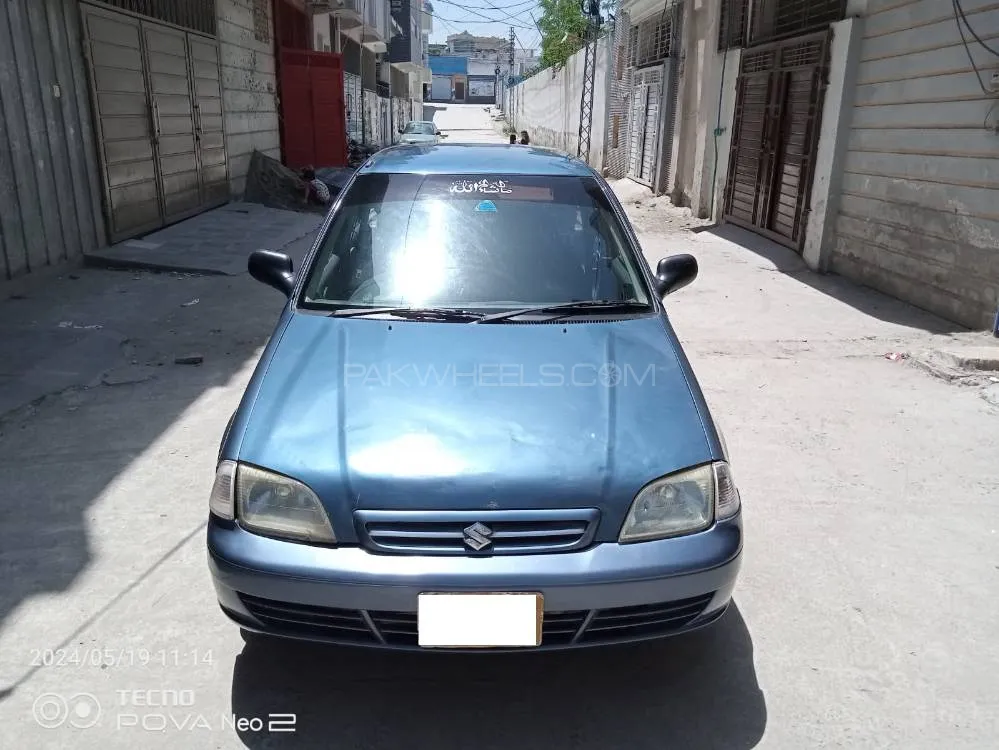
[463,522,493,551]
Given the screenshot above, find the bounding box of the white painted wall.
[468,59,496,76]
[803,18,863,271]
[827,0,999,328]
[503,36,611,170]
[669,0,741,218]
[217,0,281,197]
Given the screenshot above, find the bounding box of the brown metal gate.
[723,30,830,251]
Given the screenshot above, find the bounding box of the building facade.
[327,0,428,146]
[0,0,428,284]
[0,0,281,279]
[611,0,999,329]
[446,31,506,57]
[427,55,468,102]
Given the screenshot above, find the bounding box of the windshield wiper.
[329,306,484,322]
[473,300,653,324]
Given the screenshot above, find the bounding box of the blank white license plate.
[417,593,543,648]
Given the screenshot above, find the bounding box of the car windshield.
[300,173,651,311]
[403,122,436,135]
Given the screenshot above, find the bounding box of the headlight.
[619,462,740,543]
[209,461,336,544]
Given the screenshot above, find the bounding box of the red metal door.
[279,49,348,169]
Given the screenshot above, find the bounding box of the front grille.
[354,509,600,556]
[579,593,714,643]
[239,594,377,644]
[238,592,715,648]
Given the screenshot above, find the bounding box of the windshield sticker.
[420,178,554,202]
[475,200,497,212]
[450,179,512,194]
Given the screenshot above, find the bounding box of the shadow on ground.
[693,223,965,334]
[0,233,316,696]
[230,605,765,750]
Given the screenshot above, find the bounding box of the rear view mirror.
[248,250,295,297]
[654,254,698,297]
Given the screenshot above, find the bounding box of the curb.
[83,252,230,277]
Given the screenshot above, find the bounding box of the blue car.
[208,144,742,651]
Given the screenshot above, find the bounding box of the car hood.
[399,135,436,144]
[233,313,716,540]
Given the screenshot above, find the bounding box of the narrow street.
[0,104,997,749]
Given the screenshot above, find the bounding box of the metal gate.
[344,72,362,142]
[723,30,831,250]
[80,3,228,243]
[431,75,451,101]
[627,66,663,186]
[279,49,348,169]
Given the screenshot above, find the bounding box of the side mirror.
[397,126,404,133]
[654,254,698,297]
[248,250,295,297]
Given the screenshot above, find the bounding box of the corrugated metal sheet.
[0,0,106,279]
[829,0,999,328]
[605,10,633,179]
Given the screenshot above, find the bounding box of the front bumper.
[208,514,742,650]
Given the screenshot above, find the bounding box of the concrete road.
[425,102,507,144]
[1,123,998,749]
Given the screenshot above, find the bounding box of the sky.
[426,0,542,54]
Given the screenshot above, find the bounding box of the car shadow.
[690,223,966,334]
[230,603,765,750]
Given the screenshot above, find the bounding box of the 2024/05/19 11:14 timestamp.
[29,648,216,669]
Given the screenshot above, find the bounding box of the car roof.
[360,144,594,177]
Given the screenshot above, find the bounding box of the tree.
[535,0,589,70]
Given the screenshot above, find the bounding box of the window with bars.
[750,0,847,45]
[631,15,672,69]
[718,0,749,51]
[97,0,217,36]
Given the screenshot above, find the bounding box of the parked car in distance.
[397,120,446,145]
[208,143,743,652]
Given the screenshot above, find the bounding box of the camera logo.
[32,692,102,729]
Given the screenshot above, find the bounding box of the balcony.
[327,0,362,30]
[389,0,422,72]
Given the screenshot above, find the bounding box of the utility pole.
[508,26,516,125]
[577,1,601,163]
[508,26,515,74]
